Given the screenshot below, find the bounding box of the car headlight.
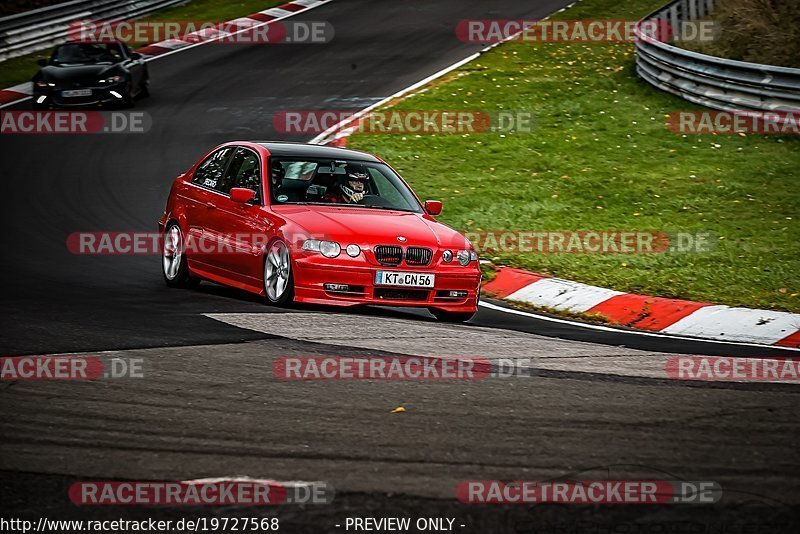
[457,249,476,266]
[346,244,361,257]
[442,250,453,263]
[34,80,54,88]
[302,239,341,258]
[99,75,123,84]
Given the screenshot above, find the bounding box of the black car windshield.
[269,158,423,213]
[51,43,124,65]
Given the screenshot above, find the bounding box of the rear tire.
[162,223,199,288]
[430,309,475,323]
[263,239,295,305]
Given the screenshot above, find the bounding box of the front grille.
[374,288,429,301]
[374,245,403,265]
[54,94,99,105]
[405,246,433,266]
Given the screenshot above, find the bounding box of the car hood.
[40,64,119,84]
[272,205,469,249]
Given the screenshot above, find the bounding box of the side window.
[225,148,261,201]
[192,147,235,191]
[107,42,124,61]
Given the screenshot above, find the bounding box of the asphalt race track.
[1,0,799,532]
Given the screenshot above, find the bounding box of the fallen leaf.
[391,407,406,413]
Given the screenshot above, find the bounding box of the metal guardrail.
[0,0,189,61]
[635,0,800,112]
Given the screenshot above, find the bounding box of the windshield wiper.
[356,205,418,213]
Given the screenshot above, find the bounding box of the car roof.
[254,141,381,162]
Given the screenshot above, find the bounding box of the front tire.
[162,223,198,288]
[263,239,294,305]
[139,72,150,98]
[121,82,135,108]
[430,309,475,323]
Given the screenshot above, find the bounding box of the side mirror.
[37,58,48,66]
[230,187,256,204]
[131,53,142,60]
[424,200,442,216]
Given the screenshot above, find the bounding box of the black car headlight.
[99,75,123,84]
[34,80,54,89]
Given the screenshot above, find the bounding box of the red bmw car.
[158,141,481,321]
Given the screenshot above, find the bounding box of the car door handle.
[205,202,217,209]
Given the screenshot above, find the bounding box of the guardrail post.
[670,5,679,43]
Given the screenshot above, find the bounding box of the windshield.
[51,43,124,65]
[269,158,422,212]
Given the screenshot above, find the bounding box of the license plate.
[375,271,435,288]
[61,89,92,97]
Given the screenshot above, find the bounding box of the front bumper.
[293,255,481,313]
[34,83,127,108]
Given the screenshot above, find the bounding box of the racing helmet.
[339,163,369,199]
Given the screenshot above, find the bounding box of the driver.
[323,164,369,204]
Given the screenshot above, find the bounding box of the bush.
[681,0,800,67]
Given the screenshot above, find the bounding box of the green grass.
[348,0,800,312]
[0,0,285,89]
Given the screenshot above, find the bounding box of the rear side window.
[192,147,235,191]
[225,148,262,202]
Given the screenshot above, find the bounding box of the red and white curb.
[0,81,33,107]
[483,267,800,348]
[135,0,331,58]
[0,0,332,108]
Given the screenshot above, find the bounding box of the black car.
[32,41,149,109]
